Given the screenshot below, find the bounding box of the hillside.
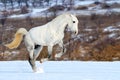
[0,0,120,61]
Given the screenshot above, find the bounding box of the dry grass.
[0,13,120,61]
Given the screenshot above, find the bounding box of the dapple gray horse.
[5,13,79,72]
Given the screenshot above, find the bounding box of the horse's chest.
[48,33,64,44]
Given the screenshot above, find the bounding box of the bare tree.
[55,0,58,5]
[1,0,7,9]
[26,14,34,27]
[17,0,22,8]
[24,0,29,8]
[0,11,8,43]
[45,0,50,6]
[69,0,74,10]
[0,12,8,59]
[10,0,14,9]
[32,0,36,8]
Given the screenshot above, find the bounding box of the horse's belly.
[31,35,48,45]
[32,38,61,46]
[38,35,63,46]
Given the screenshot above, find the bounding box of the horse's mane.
[50,13,71,23]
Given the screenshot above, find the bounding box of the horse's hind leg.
[33,45,43,61]
[24,35,36,72]
[28,46,37,72]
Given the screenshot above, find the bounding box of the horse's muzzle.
[74,31,78,35]
[71,31,78,36]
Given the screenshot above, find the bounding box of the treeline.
[0,0,74,9]
[0,0,50,9]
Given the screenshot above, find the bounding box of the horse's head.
[67,14,79,35]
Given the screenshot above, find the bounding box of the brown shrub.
[21,6,29,14]
[1,14,120,61]
[74,6,88,10]
[48,5,65,12]
[92,44,120,61]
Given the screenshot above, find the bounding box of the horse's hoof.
[55,52,63,58]
[40,58,49,63]
[33,67,37,72]
[34,67,44,73]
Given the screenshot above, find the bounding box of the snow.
[9,14,28,19]
[103,26,120,32]
[108,33,116,38]
[74,1,94,6]
[0,61,120,80]
[31,8,48,14]
[106,1,120,5]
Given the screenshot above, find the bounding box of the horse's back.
[28,26,47,45]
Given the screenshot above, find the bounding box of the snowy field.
[0,61,120,80]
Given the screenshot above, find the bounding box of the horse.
[5,13,79,72]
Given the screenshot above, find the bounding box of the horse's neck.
[50,17,68,34]
[57,22,67,33]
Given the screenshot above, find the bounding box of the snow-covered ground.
[0,1,120,79]
[0,61,120,80]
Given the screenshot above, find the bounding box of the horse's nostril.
[74,31,78,35]
[75,31,76,34]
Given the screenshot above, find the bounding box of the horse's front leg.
[48,45,53,59]
[55,41,66,58]
[40,46,53,63]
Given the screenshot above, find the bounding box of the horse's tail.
[5,28,28,49]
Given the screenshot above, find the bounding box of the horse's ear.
[73,13,76,16]
[69,13,76,16]
[66,13,75,17]
[70,14,75,19]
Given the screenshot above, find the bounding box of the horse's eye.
[73,21,75,23]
